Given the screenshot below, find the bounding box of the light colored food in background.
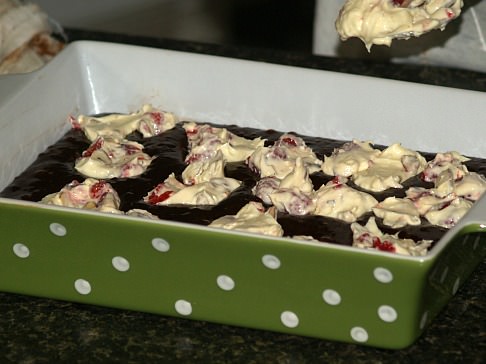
[0,0,64,74]
[336,0,463,50]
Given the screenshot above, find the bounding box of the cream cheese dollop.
[269,189,315,215]
[75,137,153,179]
[406,186,456,215]
[73,104,178,142]
[314,176,378,223]
[253,176,281,205]
[40,178,122,214]
[351,217,432,256]
[424,197,473,228]
[125,209,159,220]
[253,157,316,215]
[352,143,427,192]
[421,151,470,183]
[181,151,226,185]
[209,202,284,237]
[450,172,486,201]
[247,133,322,179]
[145,173,241,206]
[322,140,380,177]
[336,0,463,50]
[183,122,264,163]
[372,196,421,228]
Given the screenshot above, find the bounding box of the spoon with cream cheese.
[336,0,463,50]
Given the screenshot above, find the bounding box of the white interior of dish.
[1,40,485,192]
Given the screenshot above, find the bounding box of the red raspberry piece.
[89,181,107,199]
[82,138,104,157]
[148,190,173,205]
[149,112,162,124]
[280,136,298,147]
[372,237,396,252]
[185,153,203,164]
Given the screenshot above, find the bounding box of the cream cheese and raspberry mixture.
[336,0,463,50]
[41,178,158,218]
[75,137,153,179]
[209,201,284,237]
[16,105,484,257]
[72,104,178,142]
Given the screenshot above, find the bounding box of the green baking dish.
[0,41,484,349]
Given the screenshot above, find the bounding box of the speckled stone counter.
[1,30,485,363]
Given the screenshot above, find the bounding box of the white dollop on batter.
[247,133,322,179]
[352,143,427,192]
[449,172,486,201]
[314,176,378,223]
[424,197,473,228]
[125,209,159,220]
[181,151,226,185]
[336,0,463,50]
[183,122,264,163]
[422,151,470,183]
[145,173,241,206]
[209,202,284,237]
[253,176,281,205]
[252,157,315,215]
[406,186,455,215]
[322,140,380,177]
[351,217,432,256]
[372,196,421,228]
[40,178,122,214]
[73,104,178,142]
[75,137,153,179]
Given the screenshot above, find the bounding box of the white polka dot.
[112,256,130,272]
[175,299,192,316]
[74,279,91,295]
[440,266,449,284]
[377,305,398,323]
[152,238,170,252]
[280,311,299,328]
[373,267,393,283]
[13,243,30,258]
[350,327,369,343]
[420,311,429,330]
[262,254,281,269]
[322,289,341,306]
[452,277,461,295]
[49,222,67,237]
[216,275,235,291]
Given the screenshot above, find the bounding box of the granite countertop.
[1,30,485,363]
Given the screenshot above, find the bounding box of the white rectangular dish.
[0,41,484,349]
